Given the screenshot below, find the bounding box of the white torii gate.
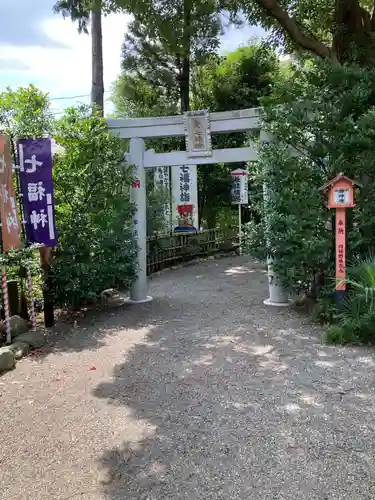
[107,108,290,307]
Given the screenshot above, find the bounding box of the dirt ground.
[1,256,375,500]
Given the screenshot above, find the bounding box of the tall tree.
[91,3,104,111]
[53,0,109,114]
[120,0,228,113]
[0,85,54,138]
[111,73,179,118]
[236,0,375,65]
[191,43,279,226]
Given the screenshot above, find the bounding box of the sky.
[0,1,266,116]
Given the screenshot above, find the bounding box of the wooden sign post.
[321,173,361,309]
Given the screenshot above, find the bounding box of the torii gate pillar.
[260,131,291,307]
[126,137,152,303]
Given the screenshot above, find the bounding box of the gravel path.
[1,256,375,500]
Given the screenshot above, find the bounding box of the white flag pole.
[238,203,242,256]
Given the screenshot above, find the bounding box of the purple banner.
[17,138,57,247]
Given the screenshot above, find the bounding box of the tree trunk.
[181,56,190,113]
[180,0,191,113]
[332,0,375,65]
[254,0,375,66]
[254,0,333,60]
[206,207,218,229]
[91,3,104,115]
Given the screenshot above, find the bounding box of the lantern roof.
[320,173,362,191]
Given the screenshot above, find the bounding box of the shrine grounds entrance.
[107,108,289,307]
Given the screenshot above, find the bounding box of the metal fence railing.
[147,228,238,275]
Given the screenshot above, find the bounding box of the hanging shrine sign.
[17,138,57,247]
[321,173,361,298]
[184,109,212,158]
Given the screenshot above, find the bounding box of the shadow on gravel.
[42,301,156,357]
[91,259,375,499]
[40,258,267,359]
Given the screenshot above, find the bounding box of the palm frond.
[53,0,90,34]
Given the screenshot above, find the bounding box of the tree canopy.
[193,44,279,226]
[0,85,54,139]
[238,0,375,65]
[120,0,228,112]
[53,0,121,31]
[54,0,375,67]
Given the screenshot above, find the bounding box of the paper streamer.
[2,267,11,343]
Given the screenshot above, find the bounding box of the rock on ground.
[8,341,29,360]
[0,315,30,339]
[14,330,45,349]
[0,315,29,339]
[0,346,15,372]
[11,315,30,338]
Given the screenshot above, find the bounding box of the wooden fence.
[147,228,238,275]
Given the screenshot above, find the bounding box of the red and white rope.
[26,261,36,330]
[2,267,11,343]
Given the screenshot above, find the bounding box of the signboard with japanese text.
[336,215,346,290]
[0,134,21,252]
[321,173,361,299]
[154,166,171,232]
[171,165,199,231]
[184,110,212,158]
[231,168,248,205]
[17,138,57,247]
[333,188,350,205]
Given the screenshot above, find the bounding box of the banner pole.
[25,260,36,330]
[2,266,11,343]
[238,203,242,256]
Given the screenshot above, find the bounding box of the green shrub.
[323,257,375,345]
[324,324,358,345]
[52,105,136,307]
[147,173,170,237]
[311,287,336,325]
[332,257,375,344]
[243,59,375,297]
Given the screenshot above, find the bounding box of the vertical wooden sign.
[321,173,361,305]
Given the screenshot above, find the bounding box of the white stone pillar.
[127,138,152,303]
[264,258,291,306]
[260,130,291,307]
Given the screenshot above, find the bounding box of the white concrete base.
[263,298,292,307]
[124,295,153,304]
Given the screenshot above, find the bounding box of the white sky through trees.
[0,1,265,115]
